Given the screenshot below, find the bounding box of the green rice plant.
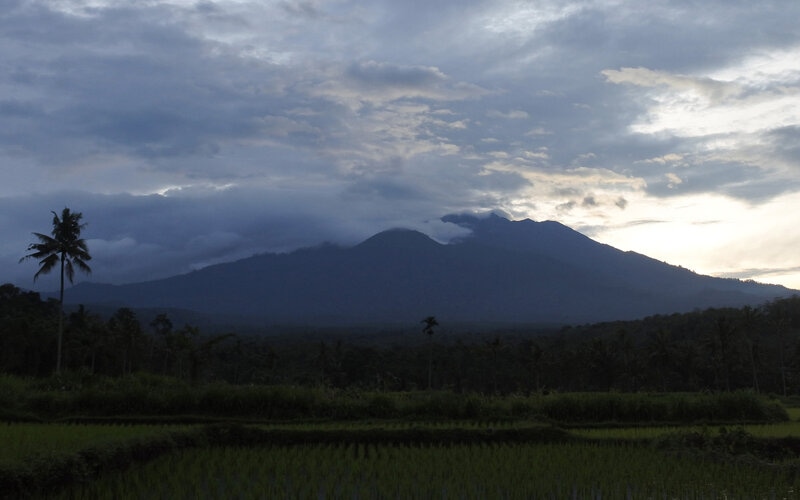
[0,374,29,415]
[743,420,800,438]
[0,423,187,466]
[571,425,704,440]
[11,420,800,498]
[536,391,788,424]
[572,420,800,441]
[55,441,800,499]
[0,425,210,498]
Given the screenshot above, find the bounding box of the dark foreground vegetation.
[4,418,800,498]
[5,283,800,497]
[3,283,800,394]
[0,373,788,424]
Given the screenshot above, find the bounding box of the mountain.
[64,214,794,327]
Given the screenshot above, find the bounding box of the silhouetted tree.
[65,304,106,373]
[739,305,763,393]
[316,340,345,387]
[766,301,791,396]
[188,332,235,385]
[150,313,175,375]
[705,314,738,391]
[522,340,544,394]
[20,208,92,374]
[421,316,438,390]
[108,308,142,376]
[647,328,674,391]
[587,337,617,391]
[173,324,199,380]
[0,284,57,375]
[486,335,503,394]
[612,328,637,391]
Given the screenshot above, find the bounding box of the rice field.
[571,420,800,440]
[54,441,800,499]
[256,420,549,432]
[0,423,186,465]
[4,413,800,499]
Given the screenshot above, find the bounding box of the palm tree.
[20,208,92,374]
[421,316,438,390]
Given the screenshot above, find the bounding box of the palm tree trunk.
[57,253,65,374]
[428,339,433,390]
[748,342,760,393]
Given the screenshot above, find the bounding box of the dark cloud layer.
[2,0,800,290]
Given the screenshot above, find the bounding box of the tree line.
[2,281,800,394]
[0,284,228,382]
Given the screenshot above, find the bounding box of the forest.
[3,282,800,396]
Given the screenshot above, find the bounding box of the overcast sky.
[3,0,800,292]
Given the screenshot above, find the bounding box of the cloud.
[315,61,491,109]
[765,126,800,166]
[347,60,446,88]
[601,67,739,105]
[2,0,800,291]
[665,173,682,188]
[487,109,529,119]
[603,51,800,202]
[640,153,684,165]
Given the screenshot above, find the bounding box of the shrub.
[365,394,397,418]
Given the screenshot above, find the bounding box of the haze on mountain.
[63,214,794,328]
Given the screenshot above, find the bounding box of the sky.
[2,0,800,292]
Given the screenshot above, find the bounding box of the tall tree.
[20,208,92,374]
[647,328,674,391]
[108,308,142,376]
[66,304,106,373]
[150,313,175,375]
[421,316,438,390]
[739,305,763,393]
[0,284,57,375]
[486,336,503,394]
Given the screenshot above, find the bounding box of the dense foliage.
[3,283,800,395]
[0,372,788,424]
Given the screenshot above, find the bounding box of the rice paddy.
[572,420,800,440]
[0,423,185,465]
[1,392,797,499]
[54,441,800,499]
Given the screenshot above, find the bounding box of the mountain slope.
[64,214,794,326]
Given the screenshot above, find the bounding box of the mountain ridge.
[62,214,795,327]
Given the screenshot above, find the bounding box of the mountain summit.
[64,214,793,326]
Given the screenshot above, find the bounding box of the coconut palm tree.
[421,316,438,390]
[20,208,92,374]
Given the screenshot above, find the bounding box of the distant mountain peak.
[442,212,508,229]
[442,212,579,250]
[356,228,440,251]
